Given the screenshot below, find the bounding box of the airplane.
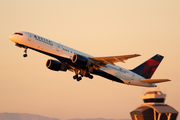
[9,31,170,87]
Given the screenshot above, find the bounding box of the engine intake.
[46,59,67,71]
[72,54,89,67]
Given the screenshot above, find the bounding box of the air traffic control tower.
[130,90,178,120]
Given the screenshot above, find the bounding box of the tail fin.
[131,54,164,79]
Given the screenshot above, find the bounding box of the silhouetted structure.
[130,90,178,120]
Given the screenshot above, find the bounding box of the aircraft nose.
[9,34,16,42]
[9,35,13,40]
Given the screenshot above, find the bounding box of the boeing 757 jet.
[9,31,170,87]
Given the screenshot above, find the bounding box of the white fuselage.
[9,31,156,87]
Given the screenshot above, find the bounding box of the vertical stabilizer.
[131,54,164,79]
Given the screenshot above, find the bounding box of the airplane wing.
[89,54,140,65]
[140,79,171,83]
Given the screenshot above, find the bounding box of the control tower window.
[14,32,23,35]
[143,98,165,103]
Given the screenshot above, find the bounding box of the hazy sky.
[1,0,180,120]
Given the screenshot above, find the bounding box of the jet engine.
[46,59,67,71]
[71,54,90,67]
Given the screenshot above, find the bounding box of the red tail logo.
[131,54,164,79]
[143,59,160,79]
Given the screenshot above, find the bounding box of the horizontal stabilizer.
[140,79,171,83]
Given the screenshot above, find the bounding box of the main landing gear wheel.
[85,74,93,79]
[73,75,82,81]
[73,75,78,79]
[88,75,93,79]
[77,77,82,81]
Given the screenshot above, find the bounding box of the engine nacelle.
[46,59,67,71]
[71,54,89,67]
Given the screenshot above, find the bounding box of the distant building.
[130,90,178,120]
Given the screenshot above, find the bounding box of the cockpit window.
[14,32,23,35]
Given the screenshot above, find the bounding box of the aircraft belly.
[117,73,132,81]
[91,69,124,83]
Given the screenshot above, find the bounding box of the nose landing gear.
[23,47,28,57]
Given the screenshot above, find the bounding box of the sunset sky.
[1,0,180,120]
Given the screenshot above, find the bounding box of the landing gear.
[85,73,93,79]
[73,69,93,82]
[23,47,28,57]
[73,75,82,81]
[88,74,93,79]
[77,77,82,81]
[23,54,27,57]
[73,74,82,81]
[73,75,78,79]
[73,69,82,81]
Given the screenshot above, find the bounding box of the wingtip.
[136,54,141,56]
[134,54,141,57]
